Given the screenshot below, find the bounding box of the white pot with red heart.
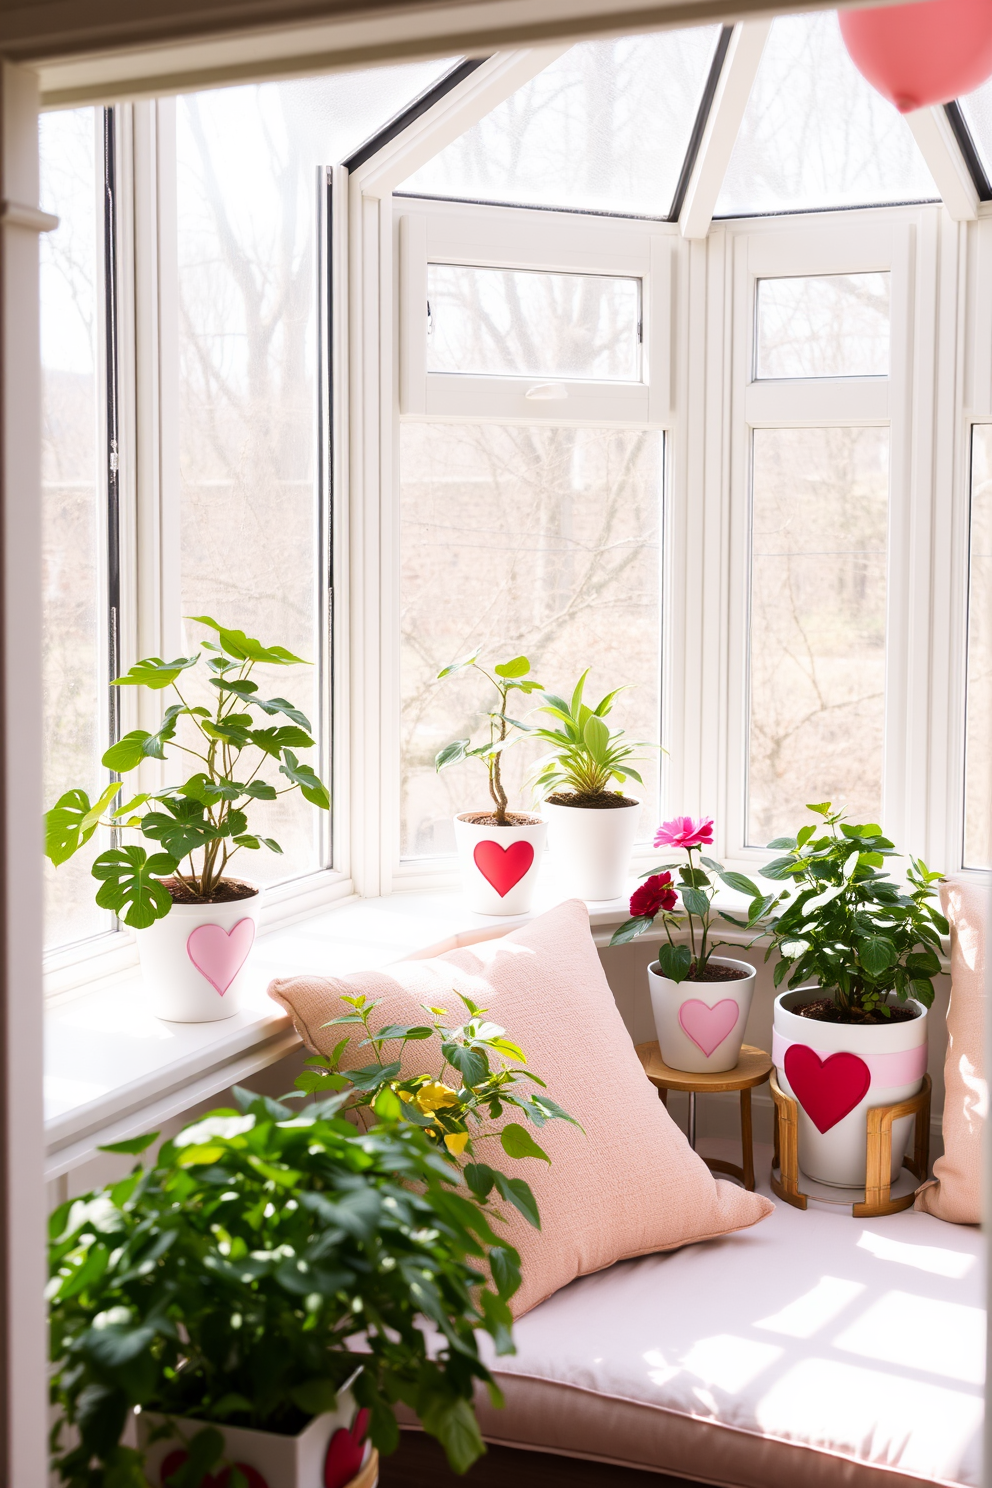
[648,956,755,1073]
[453,812,547,915]
[139,1374,377,1488]
[137,879,260,1023]
[773,988,928,1188]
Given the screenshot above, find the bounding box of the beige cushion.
[412,1156,983,1487]
[269,898,772,1316]
[916,875,989,1225]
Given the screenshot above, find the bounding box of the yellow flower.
[443,1132,469,1156]
[414,1081,461,1115]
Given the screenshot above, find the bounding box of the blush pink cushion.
[269,898,773,1316]
[916,875,989,1225]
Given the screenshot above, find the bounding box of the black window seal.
[944,101,992,202]
[343,58,490,173]
[668,26,734,224]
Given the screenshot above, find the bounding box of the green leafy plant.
[294,989,578,1245]
[48,1088,519,1488]
[434,653,543,825]
[735,802,945,1017]
[44,617,329,927]
[528,670,655,801]
[610,815,763,982]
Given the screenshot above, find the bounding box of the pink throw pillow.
[916,875,989,1225]
[269,899,773,1316]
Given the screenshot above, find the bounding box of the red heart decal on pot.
[472,840,534,897]
[783,1044,871,1133]
[186,918,256,995]
[324,1408,370,1488]
[678,998,740,1057]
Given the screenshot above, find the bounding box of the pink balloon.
[839,0,992,114]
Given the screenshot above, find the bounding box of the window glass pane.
[177,65,450,882]
[756,273,890,380]
[40,109,111,950]
[716,13,936,217]
[401,28,722,219]
[427,265,641,381]
[964,425,992,868]
[958,82,992,186]
[400,425,662,856]
[748,427,888,844]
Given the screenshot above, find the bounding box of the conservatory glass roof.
[401,27,724,219]
[392,9,992,226]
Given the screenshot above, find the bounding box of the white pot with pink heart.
[453,812,547,916]
[138,878,260,1023]
[649,956,756,1073]
[773,988,928,1188]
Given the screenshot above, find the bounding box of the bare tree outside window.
[964,425,992,868]
[40,108,110,949]
[400,423,663,856]
[748,426,888,844]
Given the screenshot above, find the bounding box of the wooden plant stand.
[636,1042,773,1191]
[770,1069,931,1217]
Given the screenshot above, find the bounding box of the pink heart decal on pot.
[678,998,740,1057]
[186,918,256,995]
[783,1044,871,1133]
[473,840,535,897]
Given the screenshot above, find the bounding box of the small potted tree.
[611,816,760,1072]
[435,652,546,914]
[530,670,655,901]
[743,804,943,1189]
[44,617,329,1023]
[48,1086,522,1488]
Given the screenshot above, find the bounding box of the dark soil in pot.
[795,996,919,1026]
[545,791,639,809]
[162,877,257,905]
[685,963,750,982]
[460,811,543,826]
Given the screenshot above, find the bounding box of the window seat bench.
[402,1141,983,1488]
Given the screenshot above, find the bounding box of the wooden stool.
[770,1069,931,1217]
[636,1042,773,1191]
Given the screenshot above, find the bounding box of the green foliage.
[294,992,580,1283]
[745,803,945,1015]
[434,653,543,825]
[43,618,330,928]
[48,1090,512,1486]
[529,671,657,800]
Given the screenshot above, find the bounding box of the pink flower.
[654,815,714,851]
[629,873,678,919]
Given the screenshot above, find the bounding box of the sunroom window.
[964,424,992,870]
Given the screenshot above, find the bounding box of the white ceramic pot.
[773,988,929,1188]
[544,796,640,901]
[453,813,546,916]
[648,955,756,1073]
[137,882,261,1023]
[140,1381,376,1488]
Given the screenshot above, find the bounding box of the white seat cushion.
[463,1147,984,1488]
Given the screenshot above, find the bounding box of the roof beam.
[904,105,980,221]
[678,18,770,240]
[352,45,570,198]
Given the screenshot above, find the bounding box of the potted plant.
[44,616,329,1022]
[529,671,656,902]
[434,652,546,915]
[611,816,760,1073]
[48,1085,522,1488]
[740,803,943,1189]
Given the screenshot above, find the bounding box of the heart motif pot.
[136,882,260,1023]
[453,813,546,915]
[648,955,756,1073]
[773,988,928,1188]
[544,796,641,901]
[140,1379,377,1488]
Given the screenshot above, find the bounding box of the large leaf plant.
[49,1089,518,1488]
[529,670,655,802]
[44,618,329,926]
